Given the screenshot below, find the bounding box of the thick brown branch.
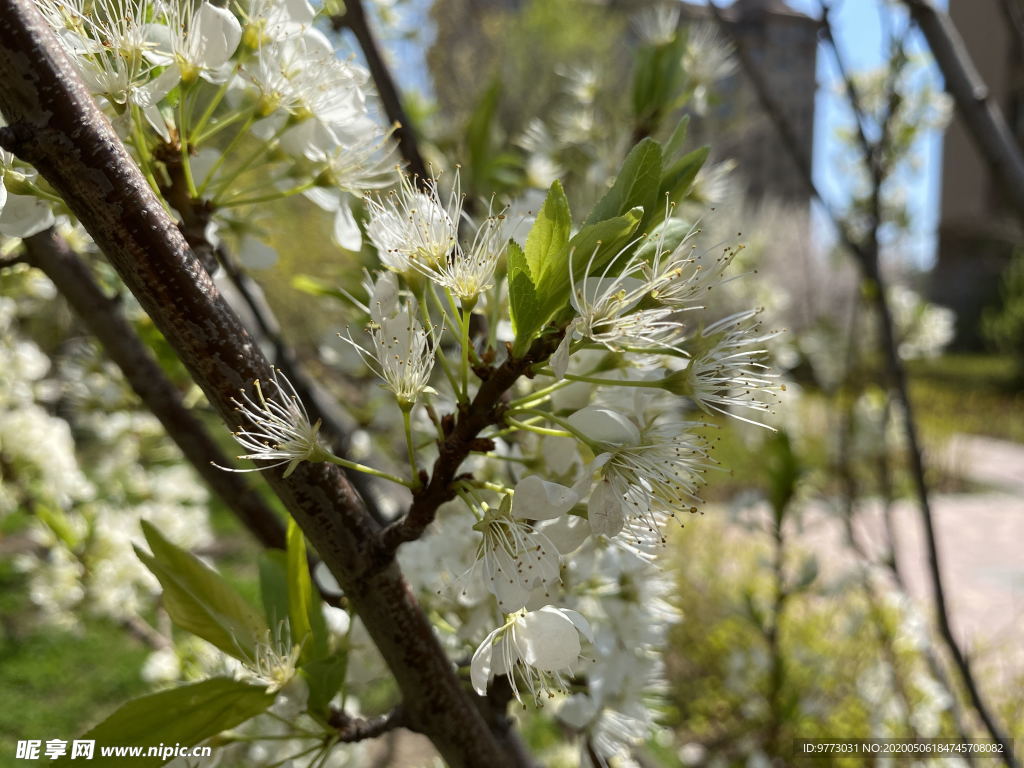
[22,228,287,550]
[379,334,561,554]
[331,0,428,180]
[0,4,520,765]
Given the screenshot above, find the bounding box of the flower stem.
[504,417,574,439]
[219,179,317,208]
[324,453,412,488]
[129,104,160,193]
[401,404,421,489]
[178,84,198,199]
[459,296,476,403]
[197,111,256,196]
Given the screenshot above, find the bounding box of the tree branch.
[709,4,1019,765]
[379,334,561,554]
[901,0,1024,225]
[22,227,287,550]
[328,705,406,743]
[331,0,428,180]
[0,4,521,765]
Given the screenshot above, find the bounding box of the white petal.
[142,102,171,144]
[539,515,590,555]
[0,194,54,238]
[313,561,343,597]
[567,406,640,447]
[588,477,626,537]
[516,607,581,672]
[557,693,599,729]
[194,3,242,71]
[303,186,342,212]
[470,628,501,695]
[512,475,578,521]
[332,204,362,251]
[549,333,572,380]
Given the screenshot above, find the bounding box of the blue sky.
[715,0,948,268]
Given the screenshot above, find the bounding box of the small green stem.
[212,119,291,202]
[191,77,232,139]
[459,297,476,403]
[129,104,160,193]
[218,179,317,208]
[193,108,251,145]
[543,370,666,389]
[507,378,574,409]
[197,110,257,196]
[178,85,198,198]
[402,405,421,489]
[504,417,574,439]
[323,453,412,488]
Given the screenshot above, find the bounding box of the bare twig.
[331,0,428,180]
[0,4,523,764]
[901,0,1024,225]
[22,228,287,550]
[328,706,407,743]
[708,3,1018,764]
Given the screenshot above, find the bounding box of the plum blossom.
[471,606,593,703]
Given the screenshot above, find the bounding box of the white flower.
[150,0,242,85]
[409,210,507,303]
[365,173,460,274]
[474,477,577,612]
[471,606,593,703]
[665,310,778,426]
[240,0,314,47]
[342,298,438,407]
[222,368,327,477]
[569,408,710,542]
[244,624,302,693]
[645,227,740,309]
[552,248,680,378]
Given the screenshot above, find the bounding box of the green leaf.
[663,115,690,162]
[58,678,274,768]
[585,139,662,226]
[302,653,348,718]
[286,519,313,657]
[524,180,572,290]
[286,520,328,663]
[136,521,267,661]
[507,241,545,357]
[258,550,289,629]
[568,207,644,278]
[660,145,709,205]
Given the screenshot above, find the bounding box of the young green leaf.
[524,180,572,290]
[57,678,274,768]
[258,550,289,629]
[585,139,662,226]
[136,521,267,661]
[286,519,328,663]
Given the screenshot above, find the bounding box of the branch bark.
[901,0,1024,226]
[22,227,287,551]
[0,3,520,765]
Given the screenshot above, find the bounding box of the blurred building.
[680,0,819,207]
[931,0,1024,347]
[426,0,819,208]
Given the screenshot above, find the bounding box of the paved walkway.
[787,434,1024,684]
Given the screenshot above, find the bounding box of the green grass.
[0,564,150,764]
[908,353,1024,444]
